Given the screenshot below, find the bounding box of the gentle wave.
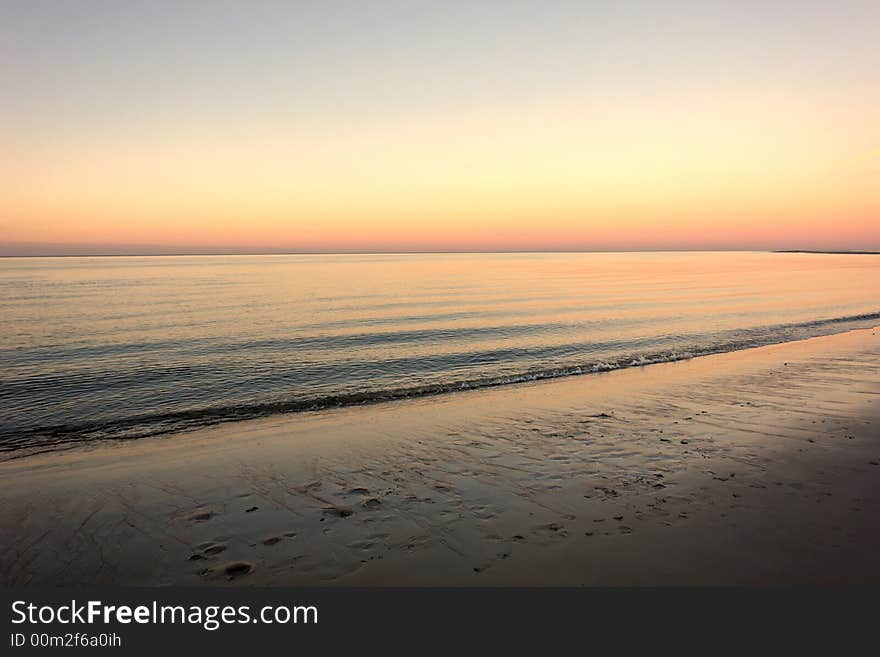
[2,310,877,457]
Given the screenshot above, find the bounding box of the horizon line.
[2,248,880,259]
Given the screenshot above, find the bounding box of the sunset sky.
[2,1,878,255]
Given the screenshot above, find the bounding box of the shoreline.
[5,311,880,460]
[2,326,879,585]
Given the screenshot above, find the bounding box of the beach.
[2,326,878,586]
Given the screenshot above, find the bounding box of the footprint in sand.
[198,561,254,580]
[594,486,620,498]
[361,497,382,509]
[321,505,353,518]
[469,504,497,520]
[188,541,227,561]
[223,562,253,580]
[536,522,568,538]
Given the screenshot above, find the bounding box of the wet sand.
[1,327,879,586]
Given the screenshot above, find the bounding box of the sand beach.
[2,327,878,586]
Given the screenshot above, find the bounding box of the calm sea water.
[1,252,879,454]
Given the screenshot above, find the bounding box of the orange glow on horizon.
[2,5,878,254]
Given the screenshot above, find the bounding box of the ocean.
[1,251,878,455]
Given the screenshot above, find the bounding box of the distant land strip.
[775,250,880,255]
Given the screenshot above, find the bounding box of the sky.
[1,0,879,255]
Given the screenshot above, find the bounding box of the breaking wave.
[2,310,877,458]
